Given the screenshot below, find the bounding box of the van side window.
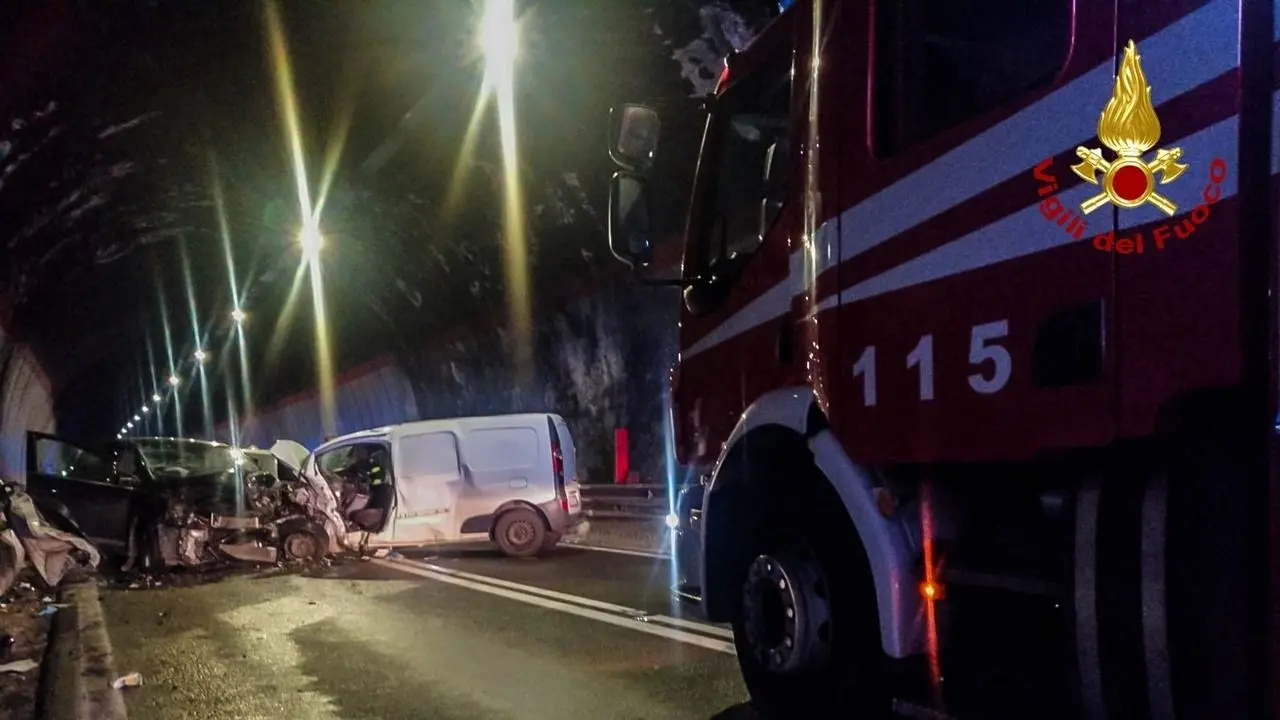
[872,0,1072,155]
[399,433,460,479]
[467,428,539,474]
[694,58,793,271]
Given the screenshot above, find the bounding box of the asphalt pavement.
[98,546,752,720]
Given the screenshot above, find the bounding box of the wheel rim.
[285,532,318,560]
[740,552,832,674]
[505,519,536,547]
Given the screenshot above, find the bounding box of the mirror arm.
[638,275,697,288]
[632,265,703,288]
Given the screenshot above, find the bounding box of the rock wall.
[216,281,681,487]
[397,280,682,485]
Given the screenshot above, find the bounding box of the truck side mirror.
[758,139,789,240]
[609,104,661,172]
[608,171,654,267]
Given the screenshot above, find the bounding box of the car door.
[390,430,463,545]
[24,432,139,550]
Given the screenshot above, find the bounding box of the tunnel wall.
[0,308,56,483]
[212,357,420,451]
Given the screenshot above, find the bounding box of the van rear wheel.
[495,508,546,558]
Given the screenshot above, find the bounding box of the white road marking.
[374,557,737,649]
[568,543,672,560]
[401,557,734,640]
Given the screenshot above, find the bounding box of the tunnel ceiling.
[0,0,777,438]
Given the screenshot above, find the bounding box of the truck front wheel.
[731,481,890,719]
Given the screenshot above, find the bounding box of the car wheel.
[494,508,546,558]
[731,481,890,719]
[280,524,327,561]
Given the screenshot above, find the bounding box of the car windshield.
[132,438,242,479]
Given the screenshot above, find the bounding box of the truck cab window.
[696,61,793,271]
[873,0,1072,155]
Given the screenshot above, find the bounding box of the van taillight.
[548,418,568,513]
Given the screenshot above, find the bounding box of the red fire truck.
[604,0,1276,718]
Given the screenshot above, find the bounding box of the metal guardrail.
[578,483,671,520]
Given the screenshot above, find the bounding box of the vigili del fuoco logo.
[1032,40,1228,255]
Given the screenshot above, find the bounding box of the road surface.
[100,546,751,720]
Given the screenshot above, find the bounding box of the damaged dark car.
[23,433,347,571]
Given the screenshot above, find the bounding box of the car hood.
[270,439,348,553]
[269,440,310,471]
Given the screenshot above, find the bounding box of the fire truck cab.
[605,0,1275,718]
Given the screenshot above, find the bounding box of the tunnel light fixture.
[153,393,162,403]
[231,308,247,324]
[298,225,322,262]
[141,406,149,413]
[194,349,207,362]
[133,414,140,422]
[480,0,519,76]
[168,375,180,386]
[126,422,134,429]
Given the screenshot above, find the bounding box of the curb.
[568,517,669,555]
[39,582,127,720]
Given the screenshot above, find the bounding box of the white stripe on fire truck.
[682,2,1269,361]
[817,113,1241,313]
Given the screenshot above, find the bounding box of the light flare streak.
[482,0,533,383]
[265,0,338,439]
[211,151,255,436]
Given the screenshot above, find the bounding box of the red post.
[614,428,630,484]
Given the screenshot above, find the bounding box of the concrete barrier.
[567,517,671,556]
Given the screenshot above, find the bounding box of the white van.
[300,413,584,557]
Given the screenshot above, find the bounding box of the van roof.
[315,413,561,451]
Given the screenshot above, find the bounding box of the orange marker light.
[919,580,946,602]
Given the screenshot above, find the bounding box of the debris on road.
[0,659,37,674]
[0,570,60,719]
[0,478,101,719]
[111,672,144,689]
[0,478,100,598]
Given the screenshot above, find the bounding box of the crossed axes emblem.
[1071,146,1189,216]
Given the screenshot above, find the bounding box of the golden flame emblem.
[1071,40,1188,216]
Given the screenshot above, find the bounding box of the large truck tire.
[730,476,891,719]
